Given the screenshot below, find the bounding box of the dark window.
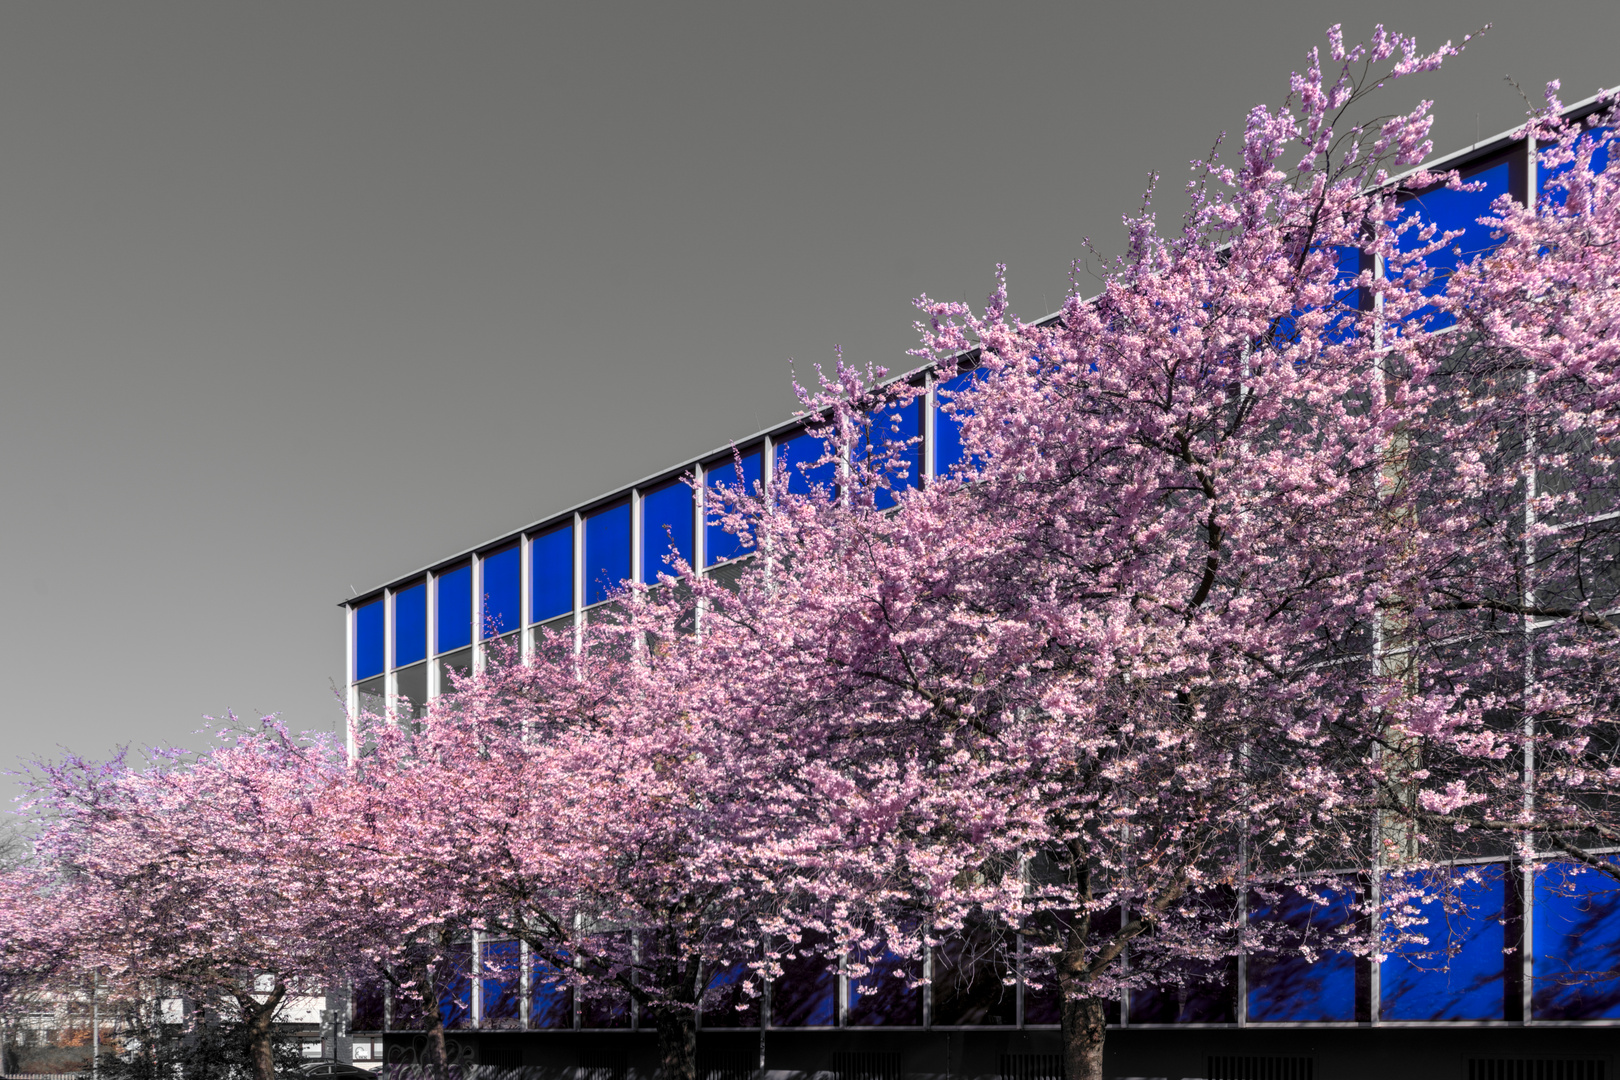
[531,523,574,624]
[354,598,384,681]
[481,545,520,639]
[530,951,574,1029]
[437,564,472,653]
[439,940,473,1030]
[438,648,472,694]
[395,663,427,720]
[700,955,761,1028]
[931,923,1015,1026]
[706,448,762,565]
[584,502,631,606]
[1247,884,1358,1022]
[481,939,523,1029]
[356,676,385,718]
[770,931,835,1026]
[846,933,921,1026]
[393,581,427,668]
[642,479,695,582]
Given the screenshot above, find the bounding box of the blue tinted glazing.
[531,952,574,1029]
[1380,866,1507,1020]
[776,429,837,498]
[1247,885,1358,1022]
[481,546,520,640]
[1542,128,1612,208]
[771,931,836,1026]
[846,935,922,1025]
[1398,160,1512,328]
[531,524,574,623]
[584,502,631,606]
[1533,862,1620,1019]
[706,449,762,566]
[642,480,695,582]
[437,564,473,653]
[482,939,523,1025]
[935,368,985,477]
[354,598,385,681]
[701,958,762,1028]
[862,396,920,510]
[440,940,473,1030]
[393,582,427,667]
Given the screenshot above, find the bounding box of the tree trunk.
[651,1005,697,1080]
[236,982,287,1080]
[424,1012,449,1080]
[1059,995,1107,1080]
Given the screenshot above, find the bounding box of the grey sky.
[1,1,1616,783]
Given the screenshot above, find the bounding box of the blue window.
[393,582,427,668]
[935,368,985,478]
[861,395,921,509]
[1247,884,1358,1022]
[846,933,922,1025]
[701,956,761,1028]
[1542,127,1613,208]
[437,564,472,653]
[440,940,473,1030]
[584,501,631,606]
[706,448,762,566]
[481,939,523,1025]
[1397,159,1513,329]
[775,428,837,498]
[354,598,384,681]
[531,523,573,624]
[641,479,694,583]
[1380,865,1508,1021]
[1533,861,1620,1019]
[480,546,520,639]
[530,950,574,1029]
[771,931,836,1026]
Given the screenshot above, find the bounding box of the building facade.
[341,98,1620,1080]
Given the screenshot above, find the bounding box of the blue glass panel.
[530,951,574,1029]
[354,598,384,681]
[775,429,837,498]
[530,524,573,624]
[1542,128,1613,208]
[706,449,762,566]
[847,934,922,1026]
[1247,885,1358,1022]
[935,368,985,478]
[1398,160,1512,329]
[861,396,921,510]
[481,939,523,1026]
[436,564,472,653]
[642,480,695,582]
[1380,865,1507,1020]
[393,582,426,668]
[584,502,631,606]
[480,546,520,640]
[440,940,473,1030]
[771,931,836,1026]
[1532,861,1620,1019]
[701,956,762,1028]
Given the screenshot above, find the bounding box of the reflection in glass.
[438,648,473,695]
[393,582,427,668]
[847,932,922,1026]
[931,924,1015,1026]
[770,932,836,1026]
[701,955,761,1028]
[584,502,631,606]
[356,676,386,719]
[1397,159,1512,328]
[1247,885,1358,1022]
[1533,861,1620,1019]
[934,369,985,479]
[1380,865,1507,1021]
[706,449,762,565]
[861,396,920,510]
[355,599,385,681]
[437,564,473,653]
[481,939,524,1030]
[481,545,520,639]
[531,951,574,1029]
[394,663,428,720]
[440,940,473,1030]
[642,479,695,582]
[775,430,836,498]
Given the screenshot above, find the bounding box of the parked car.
[297,1062,380,1079]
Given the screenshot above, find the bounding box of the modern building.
[340,95,1620,1080]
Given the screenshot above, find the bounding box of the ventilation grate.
[1000,1054,1063,1080]
[1207,1057,1314,1080]
[480,1039,524,1070]
[698,1048,756,1080]
[580,1049,628,1080]
[833,1052,902,1080]
[1467,1062,1606,1080]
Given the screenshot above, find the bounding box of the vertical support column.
[426,570,440,700]
[471,932,483,1028]
[344,605,358,763]
[520,939,533,1031]
[520,533,534,664]
[1014,933,1025,1028]
[383,587,396,715]
[923,373,937,484]
[631,488,644,586]
[572,513,585,656]
[921,933,932,1029]
[1520,129,1539,1025]
[472,553,486,675]
[836,953,848,1027]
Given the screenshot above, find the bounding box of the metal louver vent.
[832,1051,902,1080]
[1207,1056,1314,1080]
[1000,1054,1063,1080]
[580,1049,628,1080]
[698,1048,756,1080]
[1467,1061,1606,1080]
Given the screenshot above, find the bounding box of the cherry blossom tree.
[14,722,350,1080]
